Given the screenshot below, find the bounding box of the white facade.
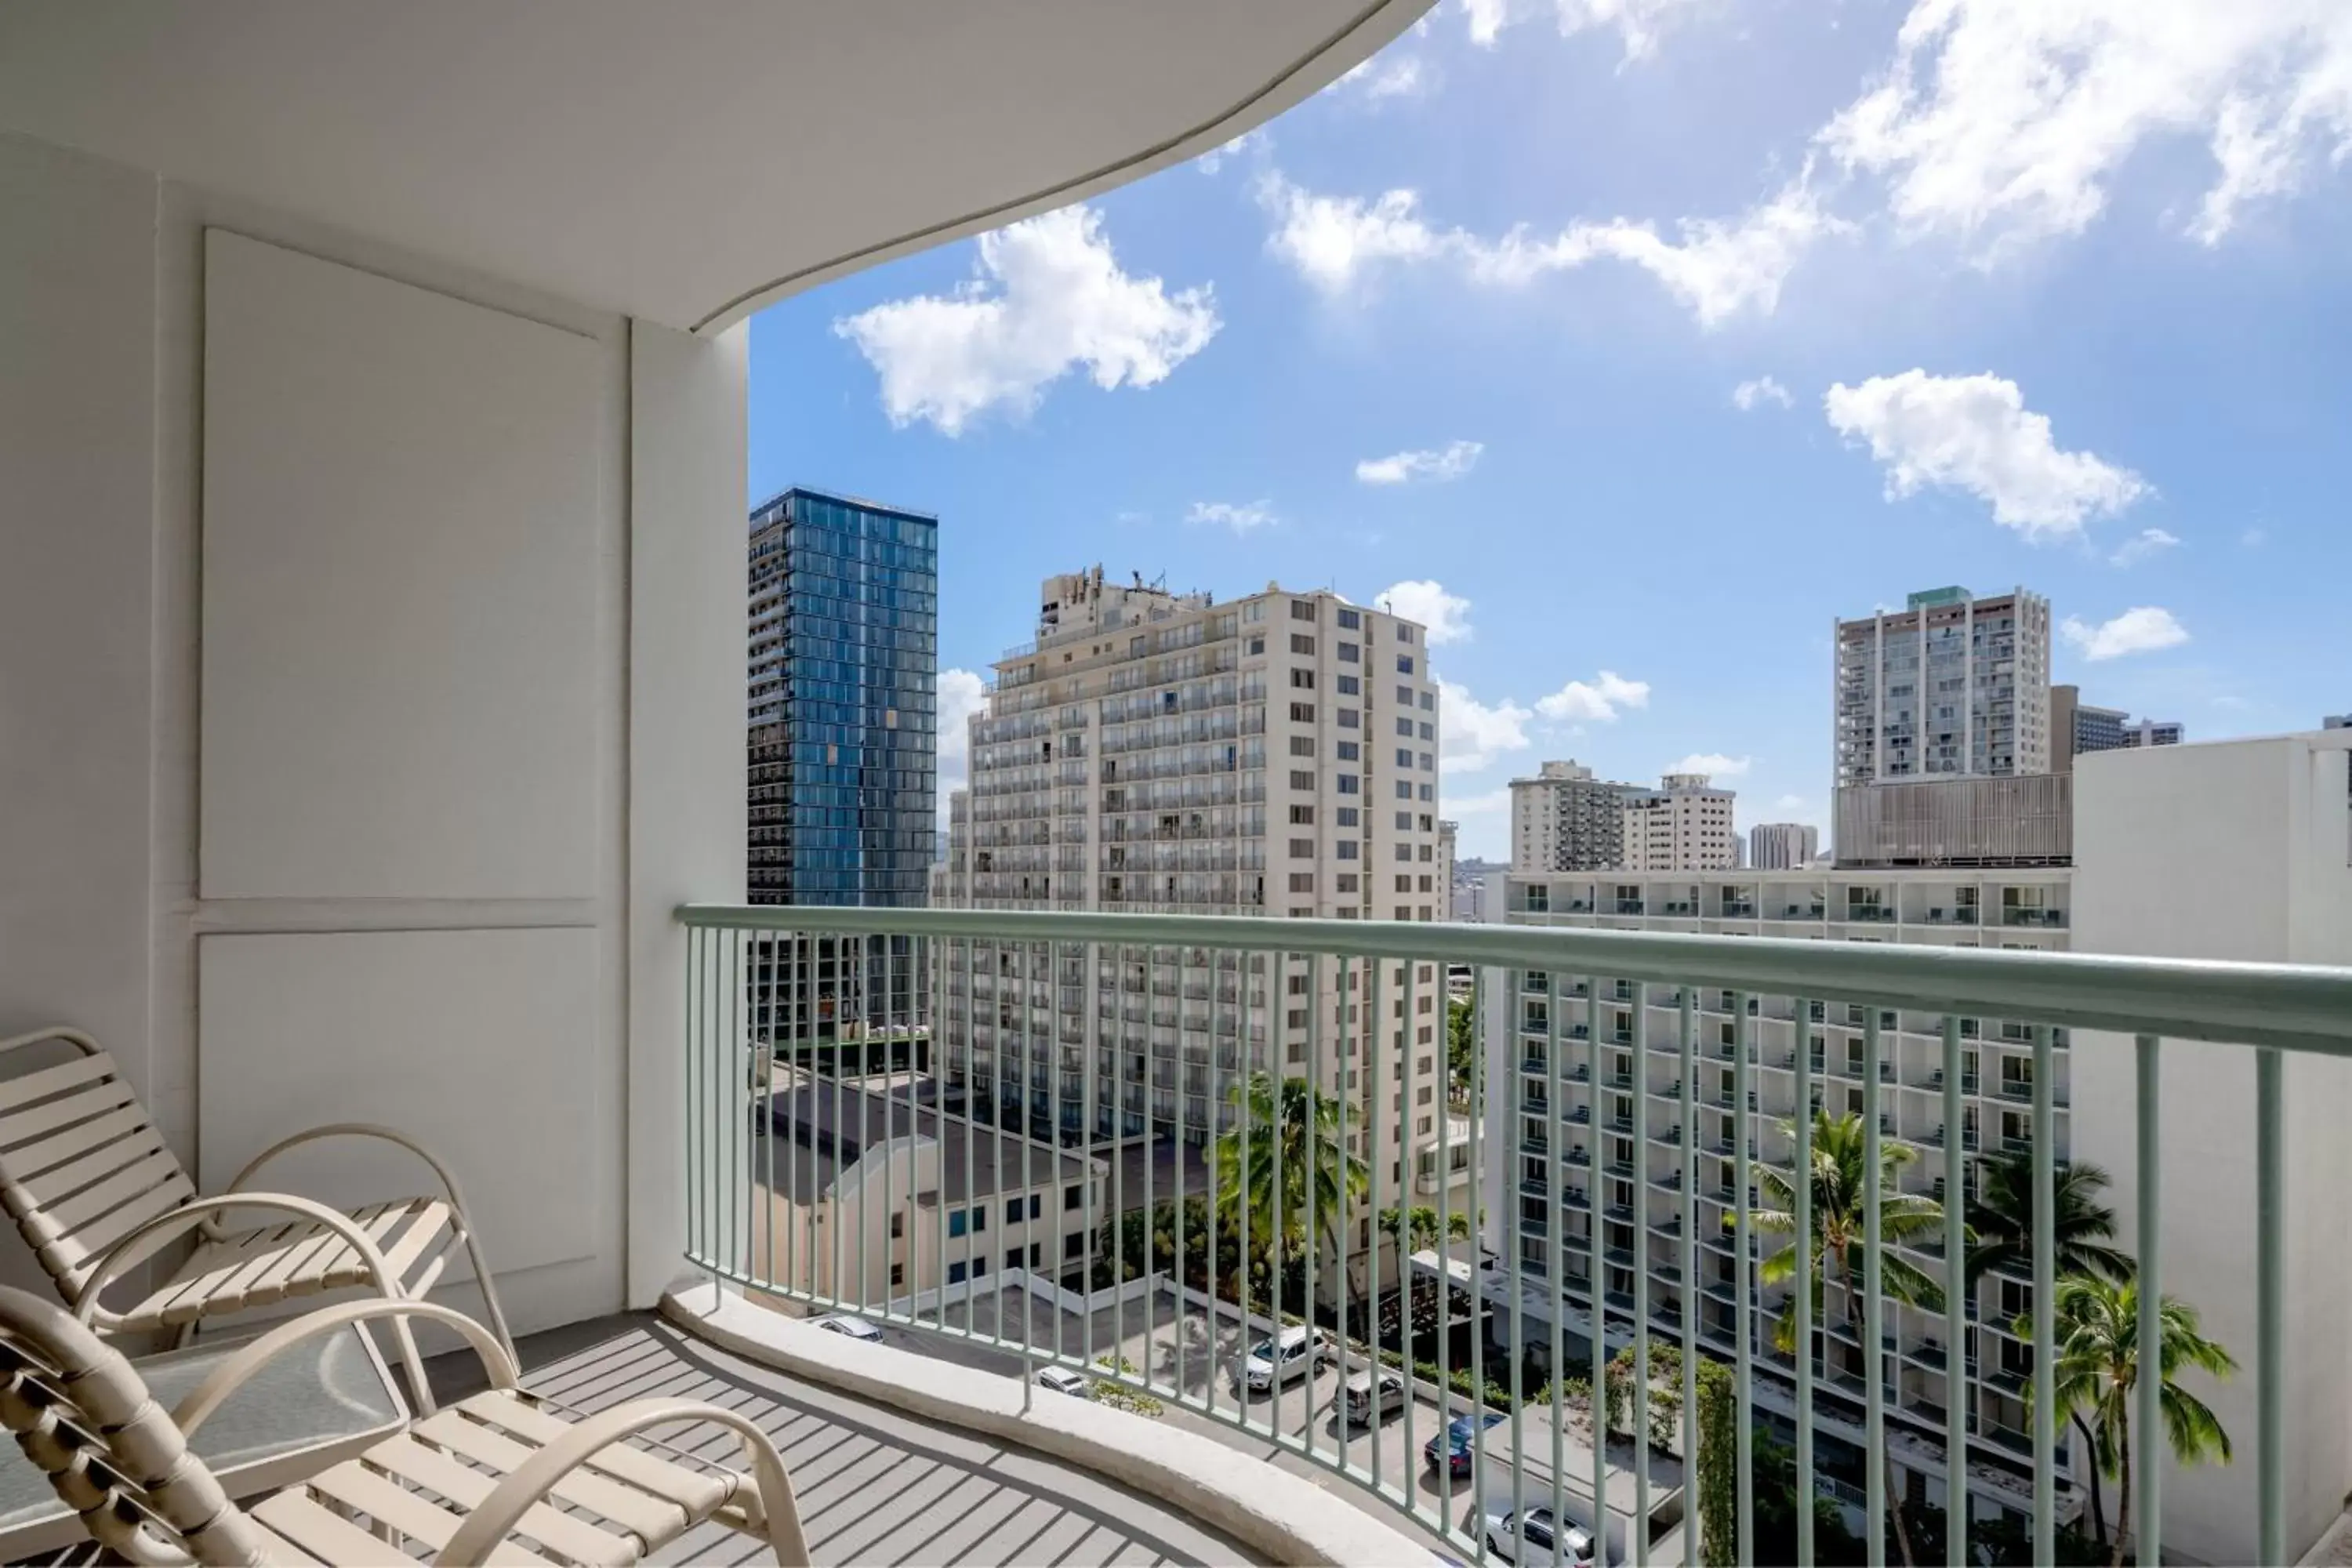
[1749,822,1820,870]
[1491,865,2076,1523]
[1619,773,1737,871]
[936,572,1453,1266]
[2069,730,2352,1564]
[1835,588,2053,789]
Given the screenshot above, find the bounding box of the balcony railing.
[680,902,2352,1568]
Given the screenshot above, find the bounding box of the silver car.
[811,1313,884,1342]
[1035,1366,1095,1398]
[1473,1501,1597,1566]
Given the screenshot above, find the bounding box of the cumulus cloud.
[1824,370,2149,539]
[1733,376,1795,411]
[1379,580,1475,644]
[1196,127,1272,176]
[1437,677,1534,772]
[1817,0,2352,255]
[1357,441,1485,485]
[1186,500,1277,535]
[1256,169,1843,325]
[934,668,989,825]
[1667,752,1752,778]
[833,205,1218,434]
[1462,0,1717,62]
[2062,606,2191,661]
[1536,671,1651,723]
[1336,50,1434,100]
[2110,527,2183,566]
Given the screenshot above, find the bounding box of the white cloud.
[1379,580,1475,644]
[1817,0,2352,255]
[1255,169,1843,325]
[1436,677,1534,772]
[1336,50,1434,100]
[1196,127,1272,176]
[2061,606,2192,661]
[2110,527,2183,566]
[1733,376,1794,411]
[1667,753,1752,778]
[2241,525,2269,547]
[1186,499,1277,535]
[1536,670,1651,722]
[1823,370,2150,539]
[1357,440,1485,485]
[1773,793,1808,811]
[934,668,989,826]
[1462,0,1717,62]
[833,205,1218,434]
[1446,786,1514,816]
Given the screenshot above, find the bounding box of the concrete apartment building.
[1835,586,2053,788]
[748,488,938,1044]
[1748,821,1820,869]
[2051,684,2183,762]
[1511,760,1646,872]
[936,568,1452,1263]
[1619,771,1737,871]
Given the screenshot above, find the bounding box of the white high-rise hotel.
[938,569,1447,1226]
[1835,586,2053,788]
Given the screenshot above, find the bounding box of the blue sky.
[748,0,2352,860]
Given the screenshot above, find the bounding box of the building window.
[1419,690,1435,711]
[948,1261,968,1284]
[1006,1199,1022,1225]
[1396,625,1415,644]
[1337,873,1359,892]
[1337,741,1359,760]
[1337,807,1359,827]
[1065,1232,1084,1259]
[1395,811,1412,829]
[1289,804,1316,825]
[1396,717,1414,737]
[1418,784,1434,801]
[1065,1185,1083,1210]
[1290,838,1315,858]
[1291,600,1318,621]
[1397,655,1415,673]
[1246,636,1265,655]
[1290,873,1316,893]
[1290,770,1315,789]
[890,1213,904,1240]
[1338,608,1361,629]
[1396,747,1414,768]
[1337,708,1359,728]
[1396,875,1412,893]
[1337,674,1360,695]
[1396,685,1414,703]
[1337,840,1359,859]
[1338,775,1360,794]
[1290,736,1316,757]
[1290,702,1316,722]
[1338,641,1359,662]
[1396,843,1414,862]
[1396,781,1413,800]
[890,1262,906,1288]
[1290,667,1316,689]
[1292,635,1316,655]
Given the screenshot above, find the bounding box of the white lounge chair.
[0,1025,514,1410]
[0,1287,810,1564]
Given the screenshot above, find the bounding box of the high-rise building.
[1437,819,1458,917]
[1748,822,1819,869]
[1619,772,1737,871]
[2052,684,2183,760]
[1510,760,1653,872]
[748,487,939,1036]
[2326,714,2351,730]
[1835,586,2053,789]
[936,568,1454,1251]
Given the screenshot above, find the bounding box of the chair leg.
[387,1305,438,1419]
[457,1219,519,1366]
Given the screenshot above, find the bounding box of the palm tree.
[1755,1110,1947,1568]
[1376,1204,1472,1253]
[2019,1273,2235,1567]
[1212,1073,1367,1269]
[1967,1152,2134,1287]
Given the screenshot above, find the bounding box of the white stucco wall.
[0,127,746,1336]
[2071,733,2352,1564]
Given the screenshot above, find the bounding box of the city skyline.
[745,2,2349,863]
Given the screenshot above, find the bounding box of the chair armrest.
[434,1399,808,1566]
[171,1298,518,1438]
[223,1122,477,1218]
[71,1192,400,1326]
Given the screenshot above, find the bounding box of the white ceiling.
[0,0,1422,332]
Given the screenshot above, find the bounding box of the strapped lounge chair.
[0,1287,810,1564]
[0,1026,514,1410]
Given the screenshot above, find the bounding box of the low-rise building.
[1619,772,1737,871]
[1748,821,1820,869]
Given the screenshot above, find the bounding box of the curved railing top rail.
[677,904,2352,1057]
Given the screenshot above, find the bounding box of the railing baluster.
[1204,946,1222,1423]
[1405,957,1424,1523]
[938,935,952,1338]
[2031,1022,2055,1561]
[1864,1010,1886,1568]
[1794,994,1814,1568]
[1019,939,1035,1410]
[1367,956,1384,1490]
[1632,978,1650,1566]
[1679,989,1697,1568]
[1588,974,1606,1565]
[1436,956,1454,1526]
[684,926,700,1270]
[1733,993,1755,1567]
[1144,946,1157,1403]
[963,936,977,1335]
[1471,960,1489,1559]
[2257,1045,2284,1566]
[1943,1014,1965,1567]
[1507,963,1525,1546]
[2135,1033,2161,1568]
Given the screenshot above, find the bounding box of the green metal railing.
[680,903,2352,1566]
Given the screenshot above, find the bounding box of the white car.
[1341,1367,1410,1426]
[1474,1501,1599,1566]
[811,1313,884,1342]
[1035,1366,1094,1398]
[1238,1326,1333,1393]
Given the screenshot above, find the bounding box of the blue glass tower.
[748,488,938,1036]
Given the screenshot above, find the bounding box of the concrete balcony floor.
[426,1314,1262,1566]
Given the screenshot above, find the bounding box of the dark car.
[1424,1410,1507,1476]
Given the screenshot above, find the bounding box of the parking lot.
[815,1283,1683,1560]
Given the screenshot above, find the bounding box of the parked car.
[1237,1326,1333,1392]
[1424,1410,1506,1476]
[1035,1366,1094,1398]
[1342,1367,1410,1426]
[811,1313,884,1342]
[1473,1500,1598,1566]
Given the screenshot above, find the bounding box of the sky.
[746,0,2352,862]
